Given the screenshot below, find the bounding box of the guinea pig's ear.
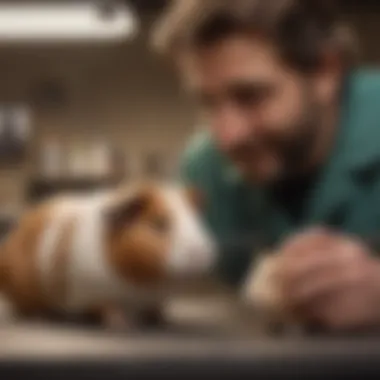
[184,187,205,211]
[106,188,151,231]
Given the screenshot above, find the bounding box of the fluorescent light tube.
[0,1,138,43]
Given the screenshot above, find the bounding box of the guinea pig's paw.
[138,306,167,330]
[84,304,135,332]
[101,307,135,332]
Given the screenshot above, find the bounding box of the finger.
[281,235,365,287]
[292,239,359,277]
[288,260,368,307]
[307,287,374,331]
[281,227,327,251]
[281,227,336,259]
[280,245,366,313]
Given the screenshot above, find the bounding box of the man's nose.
[213,107,254,150]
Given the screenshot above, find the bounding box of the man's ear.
[184,187,205,211]
[106,189,151,231]
[313,49,343,106]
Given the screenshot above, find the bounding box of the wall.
[0,10,379,213]
[0,21,197,212]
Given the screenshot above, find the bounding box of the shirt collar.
[340,69,380,174]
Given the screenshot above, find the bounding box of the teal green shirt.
[180,69,380,286]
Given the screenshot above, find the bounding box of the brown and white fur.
[0,182,216,328]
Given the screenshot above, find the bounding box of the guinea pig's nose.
[191,244,216,269]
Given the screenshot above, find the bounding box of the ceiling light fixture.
[0,1,138,43]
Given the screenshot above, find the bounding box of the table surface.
[1,323,380,380]
[0,297,378,359]
[1,297,380,379]
[1,322,380,359]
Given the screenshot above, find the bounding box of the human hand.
[277,228,380,331]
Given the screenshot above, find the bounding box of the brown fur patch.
[0,200,55,316]
[106,185,173,286]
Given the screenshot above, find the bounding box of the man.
[152,0,380,331]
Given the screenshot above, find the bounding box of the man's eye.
[232,88,262,107]
[230,85,274,108]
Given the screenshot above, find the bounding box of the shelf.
[26,176,123,204]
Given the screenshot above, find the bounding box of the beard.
[227,97,323,185]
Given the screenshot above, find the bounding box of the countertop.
[0,296,380,379]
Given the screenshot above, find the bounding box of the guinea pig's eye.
[149,216,170,233]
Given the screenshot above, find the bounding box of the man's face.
[180,35,328,184]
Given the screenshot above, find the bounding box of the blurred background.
[0,0,197,239]
[0,0,377,239]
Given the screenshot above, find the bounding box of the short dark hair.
[152,0,358,73]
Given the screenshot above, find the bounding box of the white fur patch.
[37,198,80,301]
[161,186,217,278]
[63,192,137,312]
[37,192,139,313]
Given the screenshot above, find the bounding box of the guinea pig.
[240,252,304,335]
[0,181,216,328]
